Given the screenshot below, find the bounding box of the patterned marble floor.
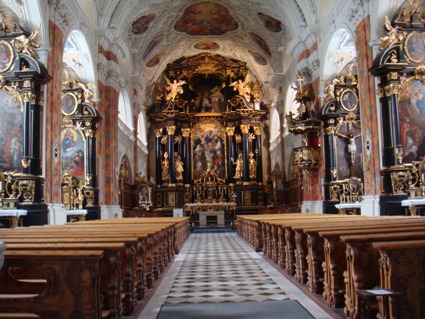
[138,232,332,319]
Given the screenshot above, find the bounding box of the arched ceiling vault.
[95,0,319,87]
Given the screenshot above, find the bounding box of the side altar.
[147,53,272,221]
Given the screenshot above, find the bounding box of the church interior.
[0,0,425,318]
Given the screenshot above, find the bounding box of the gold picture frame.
[61,92,78,115]
[340,88,358,112]
[405,31,425,64]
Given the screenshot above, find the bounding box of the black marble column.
[241,124,250,183]
[22,100,32,174]
[167,125,176,184]
[182,128,191,184]
[226,127,236,184]
[84,129,96,187]
[253,126,263,183]
[155,129,163,184]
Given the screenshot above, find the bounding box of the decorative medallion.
[174,2,238,36]
[405,31,425,64]
[340,88,358,112]
[0,40,14,72]
[61,92,78,115]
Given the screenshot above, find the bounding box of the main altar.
[147,53,271,225]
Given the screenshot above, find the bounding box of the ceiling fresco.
[257,13,283,33]
[146,52,166,68]
[143,33,164,60]
[174,1,239,36]
[249,32,272,57]
[95,0,318,91]
[131,14,156,35]
[194,41,220,50]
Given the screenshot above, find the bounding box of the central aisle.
[139,232,333,319]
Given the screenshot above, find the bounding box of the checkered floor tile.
[165,233,289,304]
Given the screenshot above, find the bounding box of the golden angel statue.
[162,152,169,181]
[322,79,335,101]
[165,76,186,102]
[230,74,251,102]
[77,82,95,104]
[13,25,41,59]
[380,16,400,50]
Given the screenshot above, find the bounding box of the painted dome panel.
[249,50,267,65]
[258,13,282,33]
[131,14,156,35]
[143,33,163,60]
[174,1,238,36]
[249,32,271,57]
[146,52,165,67]
[194,41,219,50]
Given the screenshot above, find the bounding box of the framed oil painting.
[61,92,78,115]
[192,122,225,180]
[0,89,23,172]
[405,31,425,64]
[61,127,85,182]
[340,88,358,112]
[399,79,425,162]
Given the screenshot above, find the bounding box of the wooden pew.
[4,242,126,319]
[0,250,104,319]
[372,240,425,319]
[317,222,425,308]
[341,232,425,319]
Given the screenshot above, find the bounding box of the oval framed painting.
[405,31,425,64]
[61,92,78,115]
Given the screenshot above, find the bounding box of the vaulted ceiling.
[94,0,324,85]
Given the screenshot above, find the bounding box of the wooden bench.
[372,240,425,319]
[341,231,425,318]
[0,250,104,319]
[4,242,126,319]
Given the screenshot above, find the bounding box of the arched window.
[323,28,356,80]
[118,91,134,130]
[283,86,298,136]
[137,112,147,145]
[270,108,281,143]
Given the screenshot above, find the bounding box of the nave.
[139,232,333,319]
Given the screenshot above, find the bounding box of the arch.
[63,30,96,85]
[137,112,147,145]
[322,28,357,80]
[118,90,134,131]
[76,0,97,27]
[270,107,281,143]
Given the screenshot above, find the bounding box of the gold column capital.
[240,124,250,134]
[182,128,191,137]
[166,125,176,135]
[155,129,163,138]
[253,126,261,135]
[226,127,235,136]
